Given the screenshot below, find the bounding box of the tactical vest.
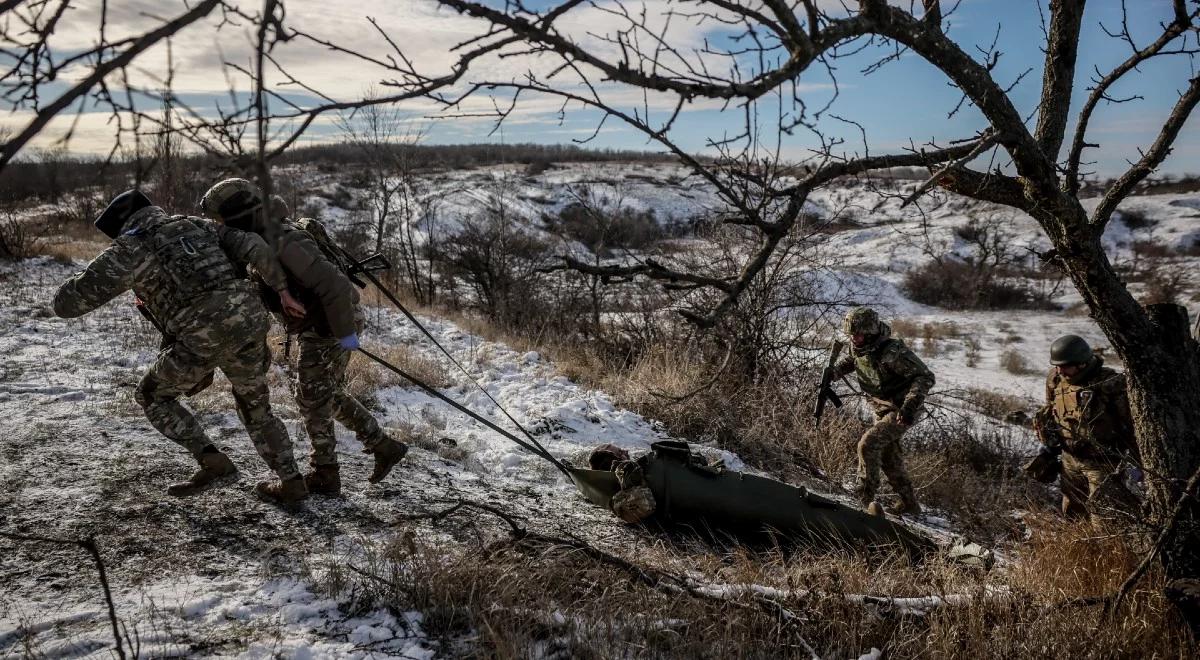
[1048,366,1129,457]
[137,215,239,325]
[855,339,912,402]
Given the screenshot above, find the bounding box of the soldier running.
[199,179,408,496]
[1032,334,1140,525]
[831,307,935,516]
[52,190,310,503]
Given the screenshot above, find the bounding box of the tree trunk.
[1050,204,1200,593]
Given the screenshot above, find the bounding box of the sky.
[2,0,1198,177]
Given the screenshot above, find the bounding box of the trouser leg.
[135,344,215,458]
[856,414,906,505]
[296,335,343,466]
[1059,454,1090,519]
[222,338,299,480]
[879,424,915,502]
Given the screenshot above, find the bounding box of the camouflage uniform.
[833,311,935,510]
[261,220,392,467]
[53,206,301,481]
[1039,359,1139,523]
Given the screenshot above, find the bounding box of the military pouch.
[1022,448,1062,484]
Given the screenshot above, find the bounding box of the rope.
[336,245,560,466]
[357,347,571,477]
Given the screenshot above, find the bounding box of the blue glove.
[338,333,360,351]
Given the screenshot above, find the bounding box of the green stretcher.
[570,440,935,556]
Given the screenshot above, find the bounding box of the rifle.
[134,297,214,397]
[814,340,846,420]
[344,252,392,289]
[1024,404,1063,483]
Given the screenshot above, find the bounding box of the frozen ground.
[0,256,872,658]
[4,163,1198,656]
[0,258,670,657]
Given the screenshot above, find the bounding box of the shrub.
[999,349,1036,375]
[1118,208,1156,229]
[903,258,1042,310]
[0,213,41,259]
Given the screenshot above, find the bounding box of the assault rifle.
[814,340,845,420]
[134,297,213,397]
[1023,405,1063,483]
[343,253,392,289]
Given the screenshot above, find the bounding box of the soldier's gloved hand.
[897,410,915,427]
[339,333,360,351]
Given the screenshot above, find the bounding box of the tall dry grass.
[322,506,1189,658]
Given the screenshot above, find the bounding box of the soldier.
[199,179,408,496]
[52,190,310,504]
[1033,335,1140,525]
[831,307,935,516]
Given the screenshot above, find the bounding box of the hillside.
[2,161,1196,657]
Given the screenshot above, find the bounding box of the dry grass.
[327,506,1189,659]
[344,341,452,401]
[965,387,1029,422]
[999,349,1037,375]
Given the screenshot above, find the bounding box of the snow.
[4,164,1198,655]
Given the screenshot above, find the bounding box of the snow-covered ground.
[3,162,1198,656]
[0,257,667,657]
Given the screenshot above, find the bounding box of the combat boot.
[304,464,342,497]
[888,493,922,517]
[368,436,408,484]
[167,450,236,497]
[255,475,308,505]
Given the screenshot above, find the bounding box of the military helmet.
[269,194,290,220]
[95,189,153,239]
[842,306,881,337]
[1050,334,1093,366]
[200,178,263,230]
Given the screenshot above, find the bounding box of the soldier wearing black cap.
[1033,334,1141,525]
[52,190,311,504]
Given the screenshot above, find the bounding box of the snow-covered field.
[0,258,678,657]
[3,162,1198,656]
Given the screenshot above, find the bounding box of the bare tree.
[416,0,1200,605]
[5,0,1200,619]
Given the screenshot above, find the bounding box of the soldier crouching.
[1032,335,1141,527]
[832,307,935,517]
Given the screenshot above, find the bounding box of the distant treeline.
[0,142,674,205]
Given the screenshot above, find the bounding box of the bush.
[1118,208,1156,229]
[0,214,41,259]
[903,259,1044,310]
[550,202,665,253]
[999,349,1036,375]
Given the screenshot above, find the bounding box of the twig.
[1107,463,1200,617]
[0,531,126,659]
[396,499,822,658]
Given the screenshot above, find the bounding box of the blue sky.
[4,0,1198,177]
[426,0,1200,178]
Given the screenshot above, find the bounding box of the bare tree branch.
[0,531,125,660]
[1033,0,1086,160]
[1091,74,1200,230]
[0,0,222,171]
[1065,2,1198,194]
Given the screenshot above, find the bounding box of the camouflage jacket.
[833,323,936,418]
[53,207,288,335]
[1040,358,1138,462]
[258,218,360,339]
